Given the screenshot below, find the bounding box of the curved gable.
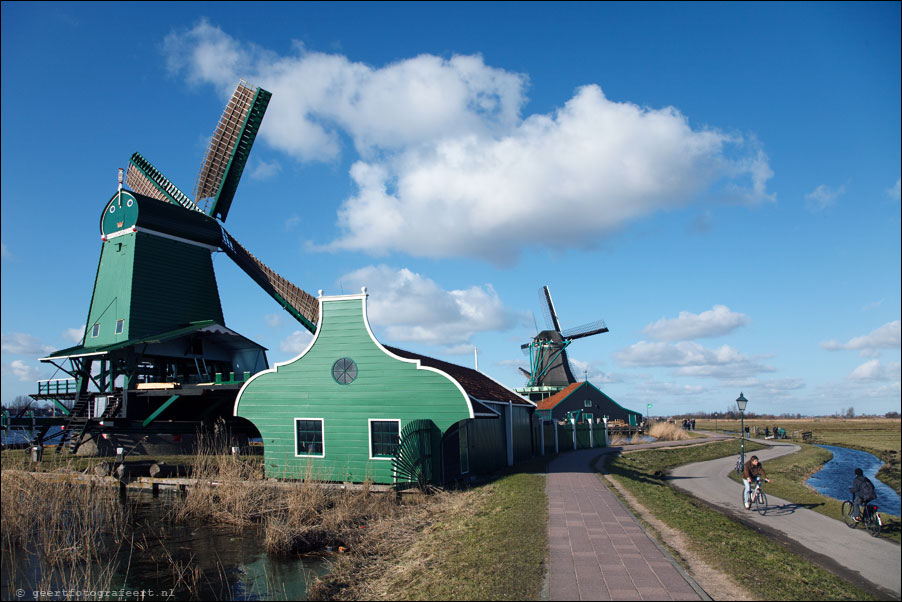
[234,293,473,482]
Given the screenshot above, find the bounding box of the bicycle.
[842,498,882,537]
[743,477,768,515]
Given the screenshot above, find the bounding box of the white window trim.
[91,323,100,338]
[294,418,325,458]
[368,418,401,461]
[115,319,124,335]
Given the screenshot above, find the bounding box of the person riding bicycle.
[848,467,876,521]
[743,455,770,509]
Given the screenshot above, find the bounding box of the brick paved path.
[546,447,704,601]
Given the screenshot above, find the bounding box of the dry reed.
[648,421,694,441]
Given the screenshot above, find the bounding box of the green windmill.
[36,82,319,454]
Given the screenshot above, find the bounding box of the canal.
[806,444,901,516]
[1,491,328,601]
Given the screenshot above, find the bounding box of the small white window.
[369,419,400,459]
[584,400,592,408]
[295,418,324,457]
[91,323,100,338]
[115,319,124,334]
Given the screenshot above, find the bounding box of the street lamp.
[646,403,652,426]
[714,412,718,433]
[736,393,748,467]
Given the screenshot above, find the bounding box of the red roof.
[535,382,584,410]
[385,346,532,409]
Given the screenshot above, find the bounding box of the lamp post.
[646,403,652,425]
[714,412,718,433]
[736,393,748,468]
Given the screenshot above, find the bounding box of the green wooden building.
[235,290,535,485]
[535,381,642,426]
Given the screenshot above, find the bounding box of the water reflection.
[1,491,328,601]
[806,444,900,516]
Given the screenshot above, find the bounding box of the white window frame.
[294,418,325,458]
[91,323,100,338]
[115,319,124,335]
[368,418,401,460]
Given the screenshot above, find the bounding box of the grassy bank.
[310,465,548,601]
[605,439,876,601]
[726,443,901,543]
[696,417,901,494]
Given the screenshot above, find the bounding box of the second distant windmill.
[516,286,609,402]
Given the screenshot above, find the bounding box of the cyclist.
[848,467,876,521]
[742,455,771,509]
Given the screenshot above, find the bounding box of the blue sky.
[2,2,900,416]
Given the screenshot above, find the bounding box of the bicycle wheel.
[841,501,858,528]
[866,511,881,537]
[755,490,768,515]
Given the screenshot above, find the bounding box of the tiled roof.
[385,346,532,410]
[535,382,584,410]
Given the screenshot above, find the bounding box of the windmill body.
[34,82,320,455]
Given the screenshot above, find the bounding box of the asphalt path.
[668,436,901,598]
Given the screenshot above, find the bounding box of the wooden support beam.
[142,394,180,428]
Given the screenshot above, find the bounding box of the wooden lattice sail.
[193,80,271,222]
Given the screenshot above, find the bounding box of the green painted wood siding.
[84,231,224,348]
[235,296,473,483]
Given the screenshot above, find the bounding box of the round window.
[332,357,357,384]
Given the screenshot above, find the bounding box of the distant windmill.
[519,286,609,388]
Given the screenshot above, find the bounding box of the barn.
[534,381,642,426]
[234,289,535,486]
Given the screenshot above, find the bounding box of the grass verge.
[606,439,876,601]
[309,462,548,601]
[726,443,901,543]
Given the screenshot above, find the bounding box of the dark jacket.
[849,475,876,501]
[743,459,767,482]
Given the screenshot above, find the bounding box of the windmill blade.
[193,80,272,222]
[126,153,204,214]
[538,286,562,332]
[518,367,532,378]
[219,227,319,334]
[561,319,609,340]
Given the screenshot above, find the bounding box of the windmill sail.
[218,227,319,333]
[540,286,562,332]
[126,153,204,214]
[193,80,272,222]
[561,319,609,340]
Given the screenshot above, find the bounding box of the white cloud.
[9,360,43,382]
[250,158,281,180]
[635,380,706,397]
[284,215,302,231]
[264,313,284,328]
[164,22,774,264]
[889,178,901,202]
[1,242,9,258]
[63,325,85,344]
[614,340,774,379]
[862,300,883,312]
[568,358,620,384]
[1,333,54,356]
[279,330,313,355]
[339,265,516,347]
[821,320,901,355]
[848,360,901,382]
[804,184,844,211]
[643,305,749,341]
